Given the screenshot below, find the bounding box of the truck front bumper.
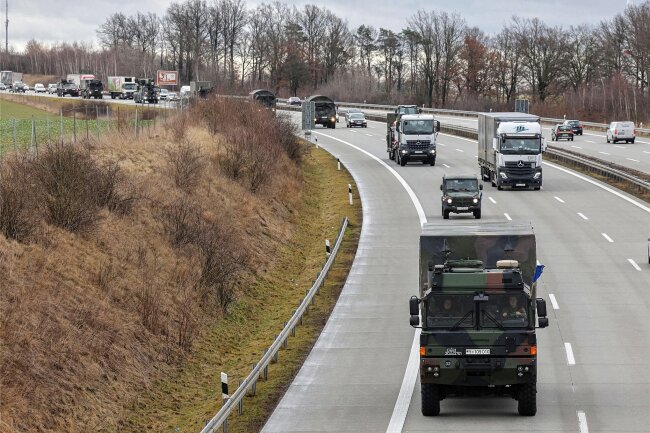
[420,356,537,386]
[399,148,436,160]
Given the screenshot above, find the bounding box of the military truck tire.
[517,382,537,416]
[474,209,481,219]
[400,155,407,166]
[429,157,436,166]
[443,210,450,219]
[332,123,336,129]
[421,383,441,416]
[491,172,497,187]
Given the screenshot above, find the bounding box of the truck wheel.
[443,210,450,219]
[497,184,503,191]
[429,157,436,166]
[399,155,407,166]
[332,123,336,129]
[474,209,481,219]
[421,383,441,416]
[517,382,537,416]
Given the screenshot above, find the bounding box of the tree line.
[3,1,649,122]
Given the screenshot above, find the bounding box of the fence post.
[96,105,100,139]
[86,118,89,140]
[46,113,50,144]
[73,112,77,143]
[60,109,63,144]
[135,108,138,137]
[12,118,16,151]
[30,115,36,154]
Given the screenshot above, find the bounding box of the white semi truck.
[107,76,138,99]
[387,111,441,166]
[478,113,546,190]
[1,71,22,86]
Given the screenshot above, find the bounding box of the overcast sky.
[6,0,635,51]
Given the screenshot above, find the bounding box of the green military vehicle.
[440,174,483,219]
[409,222,549,416]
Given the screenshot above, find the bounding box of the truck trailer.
[409,222,549,416]
[478,112,546,190]
[1,71,22,86]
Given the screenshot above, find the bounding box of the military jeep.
[441,174,482,219]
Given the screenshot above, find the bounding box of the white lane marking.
[577,411,589,433]
[626,158,640,162]
[598,151,610,155]
[442,164,450,168]
[504,213,512,221]
[554,196,565,203]
[543,161,650,214]
[601,233,614,243]
[438,143,446,146]
[628,259,642,271]
[365,133,373,137]
[312,132,426,433]
[549,294,560,310]
[488,197,496,204]
[536,260,540,266]
[455,148,464,153]
[614,145,626,149]
[643,151,650,154]
[571,145,583,149]
[350,130,357,133]
[585,140,595,143]
[565,342,576,365]
[577,212,589,220]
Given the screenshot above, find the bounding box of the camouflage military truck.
[408,222,549,416]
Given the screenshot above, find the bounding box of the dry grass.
[0,98,308,433]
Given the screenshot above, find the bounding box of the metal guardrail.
[200,217,349,433]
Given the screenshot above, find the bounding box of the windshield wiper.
[450,311,474,330]
[482,311,505,330]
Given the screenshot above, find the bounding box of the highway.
[262,115,650,432]
[339,106,650,174]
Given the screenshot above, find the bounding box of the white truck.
[1,71,22,86]
[387,112,441,166]
[107,76,138,99]
[478,112,546,190]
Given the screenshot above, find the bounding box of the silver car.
[606,121,635,144]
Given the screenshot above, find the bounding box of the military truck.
[409,222,549,416]
[440,175,483,219]
[133,79,159,104]
[386,112,440,166]
[82,79,103,99]
[249,89,277,110]
[305,95,337,129]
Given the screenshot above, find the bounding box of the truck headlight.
[429,149,436,154]
[473,198,478,203]
[499,172,508,179]
[446,198,452,204]
[401,149,408,154]
[533,172,542,179]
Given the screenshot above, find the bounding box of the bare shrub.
[96,260,116,291]
[165,111,189,142]
[159,196,202,248]
[94,161,137,215]
[0,156,37,241]
[273,114,305,163]
[175,287,199,351]
[165,141,206,192]
[136,282,162,333]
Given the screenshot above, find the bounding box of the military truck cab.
[440,175,483,219]
[409,222,548,417]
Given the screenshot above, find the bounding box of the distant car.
[167,91,178,101]
[287,96,301,106]
[440,174,483,220]
[47,83,58,94]
[57,81,79,97]
[180,85,191,99]
[34,83,46,93]
[551,124,574,141]
[347,112,368,128]
[10,82,26,93]
[159,88,169,100]
[606,121,635,144]
[0,83,6,91]
[563,119,583,135]
[344,108,364,121]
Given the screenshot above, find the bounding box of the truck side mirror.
[492,138,498,150]
[542,138,548,152]
[435,120,441,132]
[439,185,443,190]
[479,184,483,190]
[538,317,549,328]
[536,298,547,317]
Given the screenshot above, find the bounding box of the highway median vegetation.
[0,97,353,433]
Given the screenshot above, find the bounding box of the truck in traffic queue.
[386,111,440,166]
[107,76,138,99]
[67,74,96,94]
[133,79,160,104]
[305,95,337,129]
[82,79,103,99]
[440,174,483,219]
[249,89,277,111]
[1,71,22,86]
[478,113,546,190]
[409,222,549,416]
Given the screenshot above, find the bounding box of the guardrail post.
[337,158,341,170]
[348,184,353,205]
[262,351,269,380]
[272,341,279,363]
[238,380,244,415]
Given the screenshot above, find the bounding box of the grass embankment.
[0,98,362,433]
[0,98,51,119]
[119,145,362,432]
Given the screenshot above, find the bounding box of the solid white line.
[455,148,464,153]
[365,133,373,137]
[577,411,589,433]
[643,151,650,154]
[488,197,496,204]
[628,259,642,271]
[626,158,639,162]
[571,145,583,149]
[554,196,565,203]
[549,294,559,310]
[614,145,626,149]
[601,233,614,243]
[312,132,426,433]
[504,213,512,221]
[565,342,576,365]
[350,130,357,133]
[438,142,446,146]
[442,164,450,168]
[599,151,610,155]
[577,212,589,220]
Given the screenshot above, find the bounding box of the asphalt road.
[340,107,650,174]
[262,115,650,433]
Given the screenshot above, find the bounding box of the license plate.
[516,183,526,187]
[457,207,468,211]
[466,348,490,355]
[414,151,423,154]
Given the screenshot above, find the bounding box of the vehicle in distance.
[47,83,58,94]
[306,95,337,129]
[563,119,583,135]
[82,79,103,99]
[1,71,22,87]
[440,175,482,219]
[0,83,5,90]
[410,222,549,416]
[133,80,159,104]
[180,85,191,99]
[347,112,367,128]
[107,76,138,99]
[387,113,439,166]
[57,81,80,97]
[34,83,46,93]
[343,108,363,121]
[167,91,178,101]
[159,88,168,100]
[10,82,27,93]
[551,124,574,141]
[287,96,301,106]
[250,89,277,110]
[606,121,635,144]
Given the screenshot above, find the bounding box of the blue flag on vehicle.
[533,264,545,282]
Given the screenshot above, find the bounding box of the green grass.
[0,98,50,120]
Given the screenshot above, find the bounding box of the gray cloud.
[7,0,632,50]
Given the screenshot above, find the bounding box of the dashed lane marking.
[488,197,496,204]
[601,233,614,243]
[577,212,589,220]
[565,342,576,365]
[628,259,642,271]
[549,294,560,310]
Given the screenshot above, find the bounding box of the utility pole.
[5,0,8,53]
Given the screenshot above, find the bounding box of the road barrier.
[200,217,349,433]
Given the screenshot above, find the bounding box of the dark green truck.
[409,222,549,416]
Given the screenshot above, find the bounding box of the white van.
[180,85,191,99]
[606,121,635,144]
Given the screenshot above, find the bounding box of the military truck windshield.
[403,119,434,135]
[123,83,137,90]
[500,138,540,154]
[480,293,529,328]
[444,179,478,192]
[315,102,335,117]
[426,294,475,329]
